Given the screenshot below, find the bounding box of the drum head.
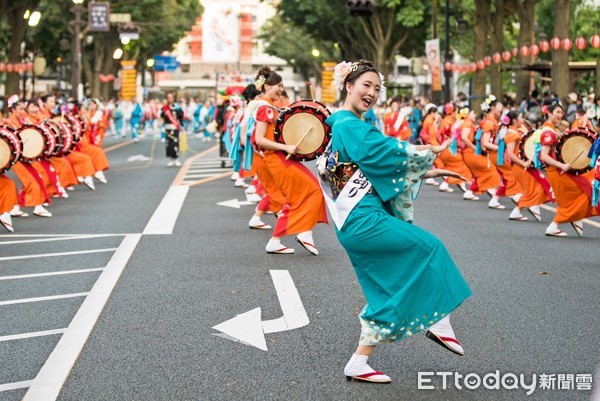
[0,140,10,171]
[18,127,45,160]
[281,113,326,156]
[556,129,595,175]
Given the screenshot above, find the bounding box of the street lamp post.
[70,0,85,101]
[443,0,451,104]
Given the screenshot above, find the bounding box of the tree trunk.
[551,0,571,105]
[81,45,93,98]
[6,6,27,96]
[472,0,491,113]
[490,0,506,100]
[513,0,539,101]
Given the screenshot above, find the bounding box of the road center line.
[0,292,89,306]
[0,248,118,262]
[0,234,122,246]
[22,234,142,401]
[0,329,66,343]
[142,185,189,235]
[0,268,105,281]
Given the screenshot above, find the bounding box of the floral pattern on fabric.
[358,306,450,345]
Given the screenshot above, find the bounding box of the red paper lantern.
[562,38,572,51]
[590,34,600,48]
[476,60,485,70]
[0,63,5,72]
[6,63,14,72]
[520,46,530,57]
[471,63,477,72]
[530,44,540,56]
[551,36,561,50]
[540,40,550,52]
[576,37,586,50]
[511,47,518,57]
[444,61,453,71]
[484,56,491,66]
[492,52,501,64]
[502,50,511,62]
[26,62,33,71]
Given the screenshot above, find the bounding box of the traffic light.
[347,0,375,16]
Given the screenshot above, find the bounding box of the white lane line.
[0,292,88,306]
[186,168,230,173]
[0,234,122,246]
[0,268,104,281]
[262,270,310,334]
[143,186,189,235]
[0,380,32,392]
[0,248,117,262]
[540,204,600,228]
[0,329,66,342]
[22,234,142,401]
[185,173,224,179]
[0,233,132,238]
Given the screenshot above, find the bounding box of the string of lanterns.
[0,62,35,73]
[445,33,600,74]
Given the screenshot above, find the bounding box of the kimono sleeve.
[256,105,276,123]
[540,130,557,146]
[352,124,435,202]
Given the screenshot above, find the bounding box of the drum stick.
[285,126,313,160]
[309,85,316,101]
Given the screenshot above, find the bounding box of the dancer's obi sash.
[317,150,374,230]
[163,106,180,131]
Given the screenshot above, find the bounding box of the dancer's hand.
[430,139,451,154]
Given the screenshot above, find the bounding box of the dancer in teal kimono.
[321,60,472,383]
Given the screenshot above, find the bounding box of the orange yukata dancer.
[460,108,501,199]
[420,103,443,186]
[252,66,327,255]
[502,111,553,222]
[539,98,599,237]
[479,95,522,210]
[38,95,79,192]
[0,174,19,232]
[437,105,475,196]
[78,99,109,184]
[4,96,52,217]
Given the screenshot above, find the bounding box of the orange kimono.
[461,119,501,194]
[252,154,286,214]
[438,115,472,184]
[5,114,50,206]
[77,135,110,172]
[540,121,599,223]
[482,114,522,197]
[256,102,327,237]
[27,112,63,197]
[383,110,411,140]
[0,174,18,213]
[505,128,552,208]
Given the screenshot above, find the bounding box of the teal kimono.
[325,110,472,345]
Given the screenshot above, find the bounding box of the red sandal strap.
[356,371,385,379]
[437,335,461,346]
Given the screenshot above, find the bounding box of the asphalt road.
[0,131,598,401]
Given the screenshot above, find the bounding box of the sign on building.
[321,62,337,104]
[89,2,110,32]
[120,60,137,100]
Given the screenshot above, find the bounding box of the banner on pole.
[425,39,442,92]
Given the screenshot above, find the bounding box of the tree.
[511,0,540,100]
[472,0,491,112]
[275,0,428,78]
[0,0,41,96]
[551,0,571,104]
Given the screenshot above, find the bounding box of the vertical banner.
[120,60,137,100]
[321,62,336,104]
[88,2,110,32]
[425,39,442,92]
[202,2,240,63]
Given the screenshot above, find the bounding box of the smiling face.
[344,71,381,116]
[550,106,564,125]
[263,81,284,103]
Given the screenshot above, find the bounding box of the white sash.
[320,168,372,230]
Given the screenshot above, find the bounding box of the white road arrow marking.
[212,270,309,351]
[126,154,150,162]
[216,198,255,209]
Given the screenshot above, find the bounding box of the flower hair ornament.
[7,94,19,109]
[480,94,496,112]
[500,114,511,125]
[378,72,386,92]
[332,61,356,91]
[255,75,266,91]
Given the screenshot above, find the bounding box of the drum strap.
[162,106,180,131]
[19,162,50,205]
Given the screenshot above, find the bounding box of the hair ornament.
[378,72,386,92]
[541,105,549,114]
[255,75,266,91]
[500,114,511,125]
[332,61,354,91]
